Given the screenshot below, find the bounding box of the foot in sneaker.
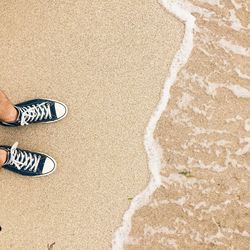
[0,142,56,176]
[0,99,68,127]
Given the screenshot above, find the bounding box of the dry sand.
[0,0,183,249]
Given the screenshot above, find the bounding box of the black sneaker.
[0,99,68,127]
[0,142,56,177]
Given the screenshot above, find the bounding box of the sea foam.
[112,1,195,249]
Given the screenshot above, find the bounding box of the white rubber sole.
[34,153,57,177]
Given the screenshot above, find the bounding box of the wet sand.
[0,0,183,249]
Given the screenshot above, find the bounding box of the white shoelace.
[6,142,41,173]
[19,102,52,126]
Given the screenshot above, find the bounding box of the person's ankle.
[0,150,7,167]
[3,107,18,123]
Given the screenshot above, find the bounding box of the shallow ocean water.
[113,0,250,249]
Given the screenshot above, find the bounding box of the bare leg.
[0,90,18,122]
[0,150,7,168]
[0,90,18,168]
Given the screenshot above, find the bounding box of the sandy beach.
[0,0,183,249]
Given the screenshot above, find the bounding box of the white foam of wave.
[149,195,188,208]
[236,137,250,155]
[228,84,250,98]
[160,238,178,249]
[177,92,194,109]
[206,82,250,98]
[199,0,223,7]
[226,115,242,123]
[228,10,241,31]
[218,8,250,32]
[219,38,250,57]
[230,0,242,10]
[235,68,250,80]
[144,224,177,236]
[173,0,214,18]
[245,119,250,131]
[162,173,207,189]
[239,201,250,209]
[112,1,195,249]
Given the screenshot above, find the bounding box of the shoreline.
[121,0,250,249]
[112,1,195,249]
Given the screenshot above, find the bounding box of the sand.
[0,0,183,249]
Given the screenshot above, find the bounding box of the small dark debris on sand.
[47,242,55,250]
[178,170,193,178]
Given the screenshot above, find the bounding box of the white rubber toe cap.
[55,102,68,119]
[42,157,56,175]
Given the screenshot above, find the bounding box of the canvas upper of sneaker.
[0,99,68,127]
[0,142,56,177]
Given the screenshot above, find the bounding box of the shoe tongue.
[2,148,11,166]
[15,107,22,123]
